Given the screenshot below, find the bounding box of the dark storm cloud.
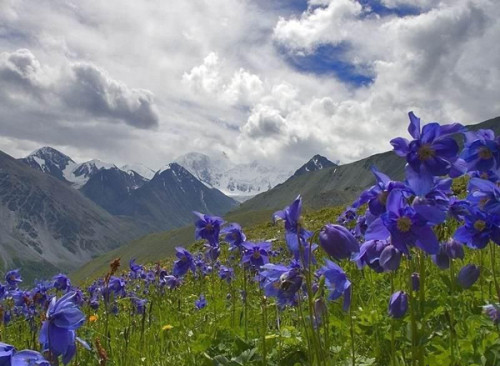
[0,49,160,133]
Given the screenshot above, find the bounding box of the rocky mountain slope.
[0,150,140,282]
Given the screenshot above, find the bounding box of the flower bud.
[388,291,408,318]
[457,264,480,289]
[319,224,359,261]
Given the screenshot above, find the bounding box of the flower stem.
[490,242,500,303]
[390,273,396,366]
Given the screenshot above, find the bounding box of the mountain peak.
[21,146,76,181]
[293,154,337,177]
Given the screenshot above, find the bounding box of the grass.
[5,202,500,365]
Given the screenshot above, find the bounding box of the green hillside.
[71,208,278,283]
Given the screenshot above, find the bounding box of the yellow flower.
[162,324,174,331]
[89,315,98,323]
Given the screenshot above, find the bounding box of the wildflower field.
[1,112,500,366]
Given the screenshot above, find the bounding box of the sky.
[0,0,499,170]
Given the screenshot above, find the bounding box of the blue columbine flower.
[467,177,500,215]
[354,239,389,273]
[12,349,50,365]
[0,341,15,364]
[273,196,313,261]
[129,259,143,273]
[411,273,420,292]
[391,112,464,192]
[173,247,196,277]
[352,166,408,216]
[454,207,500,249]
[260,263,303,308]
[483,304,500,324]
[5,269,22,288]
[388,291,408,318]
[318,260,351,311]
[195,294,207,310]
[193,212,224,246]
[241,242,271,268]
[39,292,87,365]
[366,190,439,255]
[379,244,402,271]
[319,224,359,261]
[221,223,246,251]
[131,297,147,315]
[218,265,234,283]
[457,264,480,289]
[461,129,499,172]
[53,274,71,292]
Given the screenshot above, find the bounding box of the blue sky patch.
[358,0,421,17]
[280,43,375,87]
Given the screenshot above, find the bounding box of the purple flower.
[461,129,499,172]
[12,350,50,365]
[352,166,407,216]
[129,258,143,273]
[53,274,71,292]
[318,260,351,311]
[0,341,15,364]
[131,297,147,315]
[457,264,480,289]
[221,223,246,251]
[161,275,182,290]
[193,212,224,246]
[379,244,401,271]
[411,273,420,292]
[260,263,302,307]
[204,244,221,262]
[454,208,500,249]
[39,292,86,365]
[366,190,439,255]
[354,239,389,272]
[218,266,234,283]
[432,243,451,270]
[388,291,408,318]
[242,242,271,268]
[173,247,196,277]
[391,112,464,189]
[195,294,207,310]
[273,196,313,261]
[467,178,500,215]
[5,269,22,288]
[319,224,359,261]
[483,304,500,324]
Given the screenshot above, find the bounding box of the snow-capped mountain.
[20,147,76,181]
[174,152,294,202]
[293,154,337,177]
[20,148,153,189]
[121,164,156,180]
[65,159,117,188]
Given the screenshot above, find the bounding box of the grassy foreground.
[3,204,500,365]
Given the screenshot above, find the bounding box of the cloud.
[0,49,159,129]
[63,63,159,129]
[0,0,498,172]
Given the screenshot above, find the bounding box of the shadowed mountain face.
[233,116,500,214]
[113,163,238,232]
[0,150,141,282]
[18,148,238,237]
[80,168,148,215]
